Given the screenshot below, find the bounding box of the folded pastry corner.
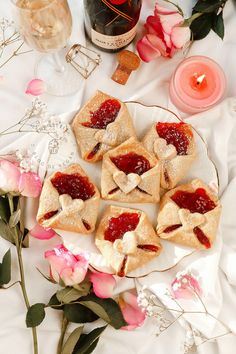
[72,90,136,162]
[96,205,162,276]
[37,164,100,234]
[101,136,160,203]
[156,179,221,249]
[143,121,196,189]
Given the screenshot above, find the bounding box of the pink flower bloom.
[119,291,146,330]
[0,159,21,193]
[45,244,89,286]
[30,223,56,240]
[19,171,42,197]
[89,271,116,298]
[25,79,46,96]
[171,271,202,299]
[0,158,42,197]
[137,1,191,62]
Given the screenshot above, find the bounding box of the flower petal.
[146,34,169,57]
[171,25,191,49]
[137,36,161,62]
[159,13,183,35]
[0,159,21,193]
[155,0,179,15]
[25,79,46,96]
[30,223,56,240]
[19,171,42,198]
[89,272,116,298]
[119,291,146,330]
[171,272,202,299]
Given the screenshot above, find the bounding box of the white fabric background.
[1,0,236,353]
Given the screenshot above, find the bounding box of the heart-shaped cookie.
[94,122,119,146]
[113,231,138,255]
[113,171,141,194]
[154,138,177,160]
[178,209,205,230]
[59,194,84,216]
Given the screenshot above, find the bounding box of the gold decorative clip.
[66,44,102,79]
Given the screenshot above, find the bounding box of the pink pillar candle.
[169,56,226,114]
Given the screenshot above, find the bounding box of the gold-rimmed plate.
[61,101,219,278]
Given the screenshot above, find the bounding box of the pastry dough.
[72,90,136,162]
[96,206,162,276]
[37,164,100,234]
[143,122,196,189]
[101,137,160,203]
[156,179,221,249]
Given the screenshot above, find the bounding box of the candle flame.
[196,74,206,85]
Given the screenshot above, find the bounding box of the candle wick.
[196,74,206,85]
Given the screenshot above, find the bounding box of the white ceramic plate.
[59,102,219,278]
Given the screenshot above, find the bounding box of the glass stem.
[53,52,65,73]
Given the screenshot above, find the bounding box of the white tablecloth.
[1,0,236,353]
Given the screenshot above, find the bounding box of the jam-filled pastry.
[37,164,100,234]
[143,122,196,189]
[72,90,136,162]
[96,206,162,276]
[101,137,160,203]
[156,179,221,249]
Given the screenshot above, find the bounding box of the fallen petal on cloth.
[30,224,56,240]
[25,79,46,96]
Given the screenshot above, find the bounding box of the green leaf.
[26,303,46,328]
[0,249,11,286]
[61,326,83,354]
[213,12,224,39]
[73,326,106,354]
[64,303,99,323]
[21,228,29,248]
[193,0,222,13]
[0,196,10,222]
[190,13,213,40]
[48,293,64,310]
[79,294,127,329]
[56,287,86,304]
[0,219,16,244]
[9,209,21,228]
[73,281,91,296]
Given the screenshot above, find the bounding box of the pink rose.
[0,159,42,197]
[119,291,146,330]
[89,271,116,299]
[44,244,89,286]
[171,271,202,299]
[137,1,191,62]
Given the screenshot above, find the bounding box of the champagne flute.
[12,0,83,96]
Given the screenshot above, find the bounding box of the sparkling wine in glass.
[13,0,83,96]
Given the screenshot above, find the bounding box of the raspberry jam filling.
[51,172,95,201]
[171,188,216,214]
[111,152,151,176]
[104,212,140,243]
[163,224,182,233]
[118,255,127,277]
[82,99,121,129]
[137,244,159,252]
[42,210,58,221]
[156,122,192,156]
[193,227,211,249]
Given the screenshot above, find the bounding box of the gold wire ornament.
[66,44,102,79]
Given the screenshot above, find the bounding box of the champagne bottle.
[84,0,142,53]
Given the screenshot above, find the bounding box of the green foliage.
[26,303,46,328]
[190,0,227,40]
[64,303,99,323]
[72,326,107,354]
[79,294,127,329]
[0,249,11,286]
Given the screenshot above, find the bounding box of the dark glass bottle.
[84,0,142,52]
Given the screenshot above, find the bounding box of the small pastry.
[37,164,100,234]
[72,90,136,162]
[96,206,162,276]
[143,122,196,189]
[157,179,221,249]
[101,137,160,203]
